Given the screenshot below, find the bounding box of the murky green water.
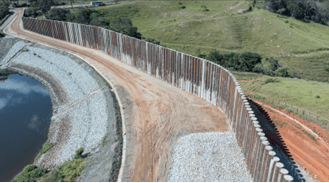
[0,74,52,181]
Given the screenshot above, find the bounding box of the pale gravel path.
[168,132,253,182]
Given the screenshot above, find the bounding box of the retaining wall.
[21,16,294,182]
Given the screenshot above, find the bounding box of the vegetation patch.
[34,142,53,162]
[44,148,86,182]
[0,2,9,20]
[102,134,109,146]
[12,165,49,182]
[302,130,315,140]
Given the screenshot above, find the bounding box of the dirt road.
[252,100,329,182]
[6,9,229,181]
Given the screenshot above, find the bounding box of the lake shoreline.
[0,36,122,181]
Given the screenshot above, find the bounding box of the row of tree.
[0,2,9,20]
[263,0,329,25]
[43,8,142,39]
[204,49,290,77]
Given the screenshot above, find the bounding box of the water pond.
[0,73,52,181]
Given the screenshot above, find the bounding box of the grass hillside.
[88,0,329,81]
[234,72,329,123]
[61,0,329,129]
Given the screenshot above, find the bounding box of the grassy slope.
[72,1,329,125]
[93,0,329,81]
[234,71,329,121]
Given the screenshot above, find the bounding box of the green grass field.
[65,0,329,129]
[88,0,329,82]
[233,71,329,122]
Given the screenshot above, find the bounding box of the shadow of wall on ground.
[249,99,305,182]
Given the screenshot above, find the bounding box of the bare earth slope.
[6,9,230,181]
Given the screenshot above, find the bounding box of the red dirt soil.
[252,99,329,182]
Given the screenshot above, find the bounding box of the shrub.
[145,35,160,45]
[178,2,182,5]
[110,18,142,39]
[266,57,282,71]
[90,17,109,27]
[74,148,84,159]
[180,6,186,9]
[12,165,49,182]
[68,8,95,24]
[45,8,70,21]
[277,68,289,77]
[316,95,320,98]
[45,148,86,182]
[206,50,262,72]
[24,7,39,18]
[252,63,265,73]
[35,142,53,162]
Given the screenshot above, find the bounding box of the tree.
[276,8,286,14]
[45,8,70,21]
[24,7,39,17]
[68,8,94,24]
[110,18,141,39]
[0,2,9,20]
[239,51,262,72]
[145,35,160,45]
[90,17,110,27]
[38,0,57,14]
[277,68,289,77]
[205,49,225,65]
[266,57,282,71]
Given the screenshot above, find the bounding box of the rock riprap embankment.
[168,132,253,182]
[0,36,121,181]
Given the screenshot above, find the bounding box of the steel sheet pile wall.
[22,17,294,182]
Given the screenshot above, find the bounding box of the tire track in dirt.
[6,9,230,181]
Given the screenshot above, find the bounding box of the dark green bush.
[180,6,186,9]
[145,35,160,45]
[110,18,142,39]
[68,8,95,24]
[178,2,182,5]
[265,0,329,26]
[24,7,39,18]
[205,50,262,72]
[45,8,70,21]
[277,68,289,77]
[266,57,282,71]
[74,148,84,159]
[12,164,48,182]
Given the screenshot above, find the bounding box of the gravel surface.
[168,132,253,182]
[8,43,115,167]
[0,14,16,31]
[1,37,120,181]
[0,39,26,65]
